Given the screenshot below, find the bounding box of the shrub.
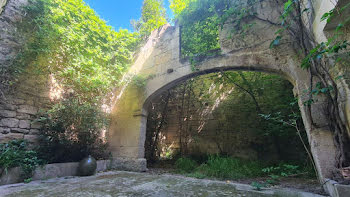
[0,140,45,180]
[175,157,198,173]
[36,98,110,163]
[197,155,265,179]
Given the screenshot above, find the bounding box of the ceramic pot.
[78,155,97,176]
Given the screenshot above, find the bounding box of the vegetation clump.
[36,98,110,163]
[175,155,316,182]
[0,140,45,182]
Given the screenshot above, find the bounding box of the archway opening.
[144,70,322,193]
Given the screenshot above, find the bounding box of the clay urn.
[78,155,97,176]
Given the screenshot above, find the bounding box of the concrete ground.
[0,171,325,197]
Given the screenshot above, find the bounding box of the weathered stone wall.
[147,94,277,161]
[0,0,50,144]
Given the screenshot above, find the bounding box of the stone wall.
[147,94,275,160]
[145,74,306,162]
[0,0,51,144]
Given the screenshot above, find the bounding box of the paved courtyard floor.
[0,171,325,197]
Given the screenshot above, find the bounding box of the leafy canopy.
[170,0,193,18]
[19,0,140,103]
[134,0,167,38]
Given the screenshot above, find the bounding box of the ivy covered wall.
[0,0,50,144]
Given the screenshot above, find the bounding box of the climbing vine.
[271,0,350,176]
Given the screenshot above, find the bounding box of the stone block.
[11,128,29,134]
[0,110,16,118]
[0,127,10,134]
[17,105,38,115]
[16,113,31,120]
[18,120,30,129]
[31,121,42,129]
[29,129,40,135]
[24,134,38,143]
[1,118,19,128]
[2,103,16,111]
[0,133,24,143]
[110,158,147,172]
[12,98,25,105]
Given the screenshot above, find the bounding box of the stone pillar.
[108,84,147,171]
[296,81,337,181]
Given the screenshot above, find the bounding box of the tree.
[170,0,193,18]
[134,0,167,38]
[14,0,140,104]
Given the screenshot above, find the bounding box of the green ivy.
[0,140,45,181]
[13,0,140,104]
[172,0,258,59]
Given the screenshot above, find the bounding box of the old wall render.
[0,0,50,144]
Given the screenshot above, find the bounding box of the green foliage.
[131,74,155,88]
[176,156,265,179]
[174,0,258,58]
[133,0,167,38]
[251,182,266,191]
[175,155,316,183]
[0,140,45,180]
[36,98,110,163]
[175,157,198,173]
[272,0,350,69]
[170,0,193,18]
[14,0,140,104]
[262,164,300,177]
[176,0,222,58]
[197,155,265,179]
[261,162,316,184]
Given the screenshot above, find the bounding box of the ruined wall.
[0,0,50,144]
[147,93,276,161]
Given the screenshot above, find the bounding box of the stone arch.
[108,22,336,183]
[107,0,348,183]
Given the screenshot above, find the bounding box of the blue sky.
[84,0,173,31]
